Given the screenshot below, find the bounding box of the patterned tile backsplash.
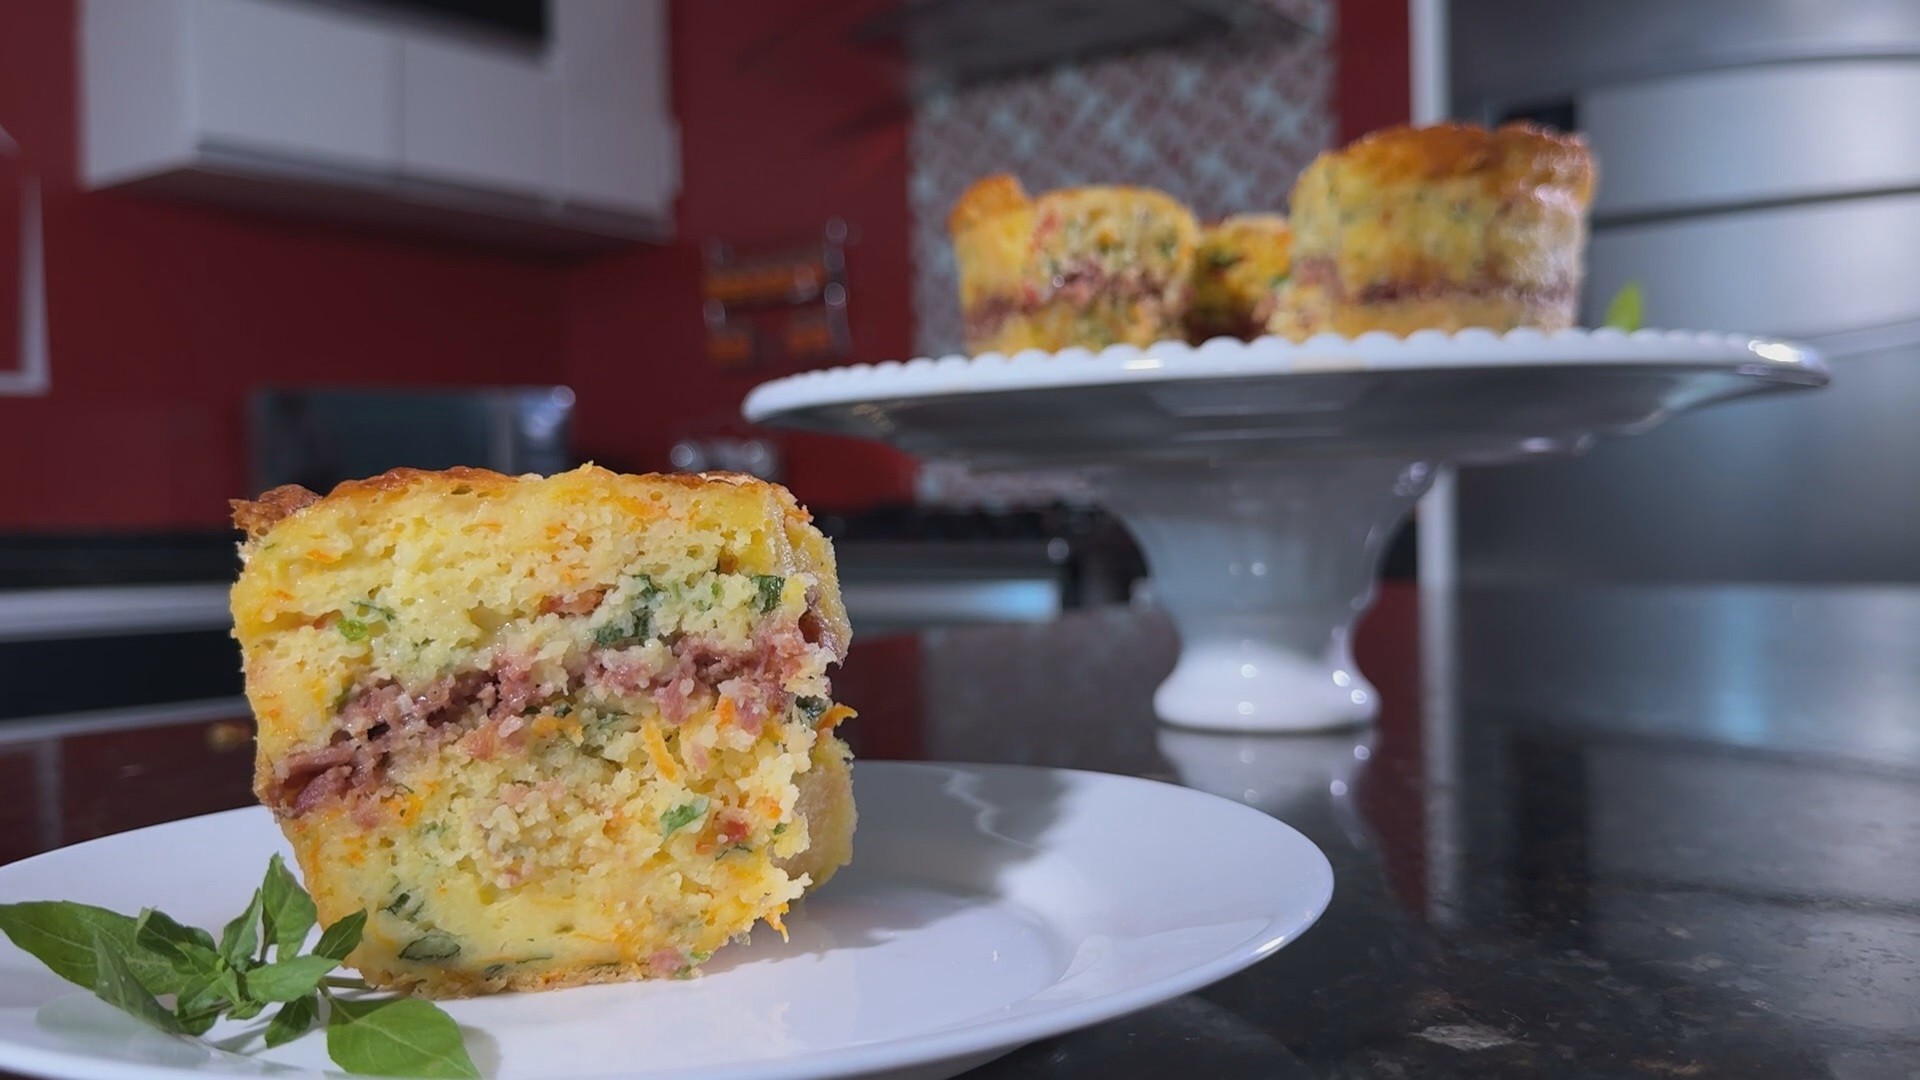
[908,0,1336,358]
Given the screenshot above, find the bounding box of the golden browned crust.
[947,173,1032,234]
[365,955,675,999]
[1313,121,1595,203]
[1204,212,1290,240]
[229,467,513,540]
[1030,183,1196,225]
[230,485,322,540]
[231,467,799,541]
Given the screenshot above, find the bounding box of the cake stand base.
[1101,458,1433,731]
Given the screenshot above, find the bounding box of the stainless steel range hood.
[853,0,1318,92]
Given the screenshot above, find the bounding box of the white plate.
[741,328,1826,467]
[0,762,1332,1080]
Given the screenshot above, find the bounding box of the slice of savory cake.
[950,173,1199,354]
[1272,122,1596,340]
[229,465,855,997]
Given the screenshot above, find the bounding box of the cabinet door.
[555,0,678,217]
[190,0,402,171]
[400,36,558,198]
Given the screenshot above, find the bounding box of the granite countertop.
[2,583,1916,1077]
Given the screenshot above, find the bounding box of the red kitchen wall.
[0,1,569,531]
[564,0,918,512]
[1337,0,1413,142]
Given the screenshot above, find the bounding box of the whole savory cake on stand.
[748,125,1830,732]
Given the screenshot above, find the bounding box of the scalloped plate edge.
[742,329,1825,422]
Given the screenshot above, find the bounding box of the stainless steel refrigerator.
[1448,0,1920,583]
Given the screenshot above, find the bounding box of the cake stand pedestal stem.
[1099,457,1434,732]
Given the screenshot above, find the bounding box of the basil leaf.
[0,901,187,996]
[261,855,317,958]
[229,996,266,1021]
[751,575,785,613]
[399,930,461,963]
[340,620,371,642]
[175,1007,220,1037]
[1605,279,1644,332]
[314,910,367,961]
[219,889,265,968]
[89,931,182,1035]
[593,616,637,647]
[210,960,248,1013]
[594,604,652,647]
[327,996,479,1079]
[245,954,341,1002]
[174,972,226,1035]
[661,798,708,837]
[135,908,216,955]
[135,909,221,982]
[263,993,319,1049]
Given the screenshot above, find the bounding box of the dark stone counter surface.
[2,584,1915,1077]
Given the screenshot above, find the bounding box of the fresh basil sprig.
[1604,279,1645,332]
[0,855,477,1078]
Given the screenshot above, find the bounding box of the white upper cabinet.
[552,0,676,216]
[192,0,403,172]
[399,35,555,196]
[81,0,678,249]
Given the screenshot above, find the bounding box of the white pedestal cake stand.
[743,329,1827,732]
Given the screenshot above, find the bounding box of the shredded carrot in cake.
[642,719,681,783]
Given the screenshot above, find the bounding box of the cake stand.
[744,329,1827,731]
